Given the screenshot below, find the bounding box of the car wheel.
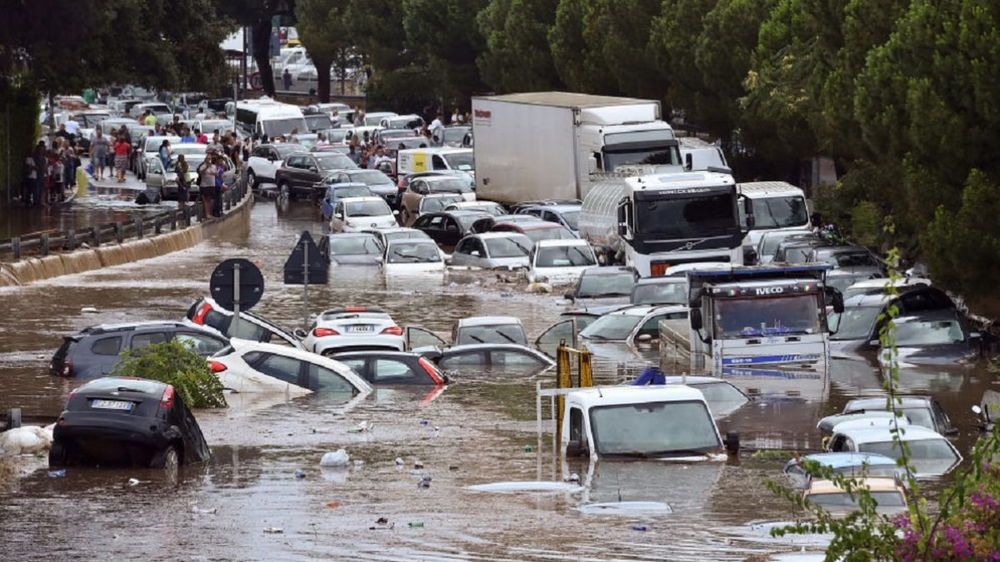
[150,445,180,469]
[279,182,293,200]
[48,441,68,468]
[247,169,258,191]
[5,407,21,430]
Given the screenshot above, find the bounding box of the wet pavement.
[0,197,996,560]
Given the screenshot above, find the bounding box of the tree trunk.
[314,58,332,103]
[252,20,275,97]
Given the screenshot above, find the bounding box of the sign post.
[210,258,265,336]
[284,231,329,329]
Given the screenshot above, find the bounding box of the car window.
[444,218,459,232]
[131,332,169,349]
[337,358,367,377]
[255,354,304,385]
[490,350,545,366]
[91,336,122,356]
[432,155,447,170]
[637,312,687,337]
[455,238,473,255]
[175,332,227,355]
[440,351,486,368]
[374,359,418,381]
[305,363,356,393]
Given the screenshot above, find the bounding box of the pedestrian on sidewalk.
[48,141,65,205]
[175,154,190,209]
[63,139,79,189]
[180,126,195,143]
[198,154,217,218]
[22,152,37,205]
[32,141,47,207]
[195,128,207,144]
[283,68,293,91]
[90,129,110,181]
[113,135,130,182]
[158,139,171,169]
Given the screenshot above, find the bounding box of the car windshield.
[860,439,958,461]
[329,236,381,256]
[386,242,440,263]
[580,314,642,340]
[536,245,596,267]
[317,154,355,170]
[829,305,882,341]
[457,325,527,345]
[420,196,463,213]
[559,210,580,230]
[428,178,471,193]
[346,200,391,217]
[713,294,820,337]
[632,280,687,305]
[486,236,531,258]
[761,234,808,257]
[328,186,372,200]
[589,400,720,456]
[577,272,635,298]
[262,117,309,137]
[384,231,427,243]
[275,144,306,158]
[443,152,474,171]
[821,251,879,268]
[636,193,737,238]
[748,196,809,229]
[523,227,577,243]
[349,170,391,186]
[808,491,905,509]
[894,319,965,346]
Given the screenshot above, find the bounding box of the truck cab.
[737,181,812,258]
[682,265,840,370]
[561,385,731,461]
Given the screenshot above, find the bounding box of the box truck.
[471,92,682,203]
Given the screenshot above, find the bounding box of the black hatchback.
[50,377,210,469]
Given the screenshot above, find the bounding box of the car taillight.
[62,360,73,377]
[161,385,175,410]
[209,360,227,372]
[418,357,446,385]
[192,302,212,324]
[313,327,340,337]
[380,326,403,336]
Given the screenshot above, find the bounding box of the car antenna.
[597,386,603,398]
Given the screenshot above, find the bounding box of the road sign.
[284,231,328,285]
[210,258,264,312]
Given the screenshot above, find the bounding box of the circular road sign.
[210,258,264,311]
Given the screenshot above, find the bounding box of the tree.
[215,0,297,96]
[111,340,227,408]
[585,0,666,100]
[547,0,616,93]
[476,0,563,93]
[651,0,719,125]
[295,0,352,102]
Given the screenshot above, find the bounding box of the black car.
[412,210,491,248]
[274,152,358,200]
[51,321,229,378]
[331,351,447,385]
[50,377,210,469]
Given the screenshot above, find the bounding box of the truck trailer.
[471,92,681,203]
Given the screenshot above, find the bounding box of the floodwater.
[0,198,995,560]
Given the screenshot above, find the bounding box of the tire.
[48,441,67,467]
[5,407,21,430]
[725,431,740,456]
[150,445,180,469]
[247,169,258,191]
[279,181,292,201]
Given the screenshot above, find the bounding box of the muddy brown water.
[0,199,995,560]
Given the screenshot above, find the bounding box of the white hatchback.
[209,339,371,395]
[382,239,445,274]
[330,196,399,232]
[301,307,406,355]
[528,239,598,284]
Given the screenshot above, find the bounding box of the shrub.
[109,340,227,408]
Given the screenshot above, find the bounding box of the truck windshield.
[603,131,680,169]
[713,294,821,337]
[636,193,736,238]
[829,306,881,341]
[589,400,720,456]
[742,196,809,229]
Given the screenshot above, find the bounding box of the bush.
[109,340,226,408]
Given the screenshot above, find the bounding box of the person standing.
[63,139,79,189]
[48,141,65,204]
[283,68,293,91]
[64,114,81,138]
[175,154,190,209]
[198,154,217,218]
[32,141,47,207]
[180,126,195,143]
[195,128,208,144]
[113,134,130,182]
[89,129,110,181]
[22,151,37,205]
[213,156,226,217]
[450,107,460,125]
[143,110,157,127]
[158,139,171,169]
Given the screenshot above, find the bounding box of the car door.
[431,154,448,171]
[412,214,435,241]
[146,158,165,190]
[302,155,323,191]
[452,237,482,267]
[281,155,303,193]
[330,201,346,232]
[535,318,578,357]
[252,353,308,388]
[303,362,359,394]
[405,326,446,350]
[441,216,462,247]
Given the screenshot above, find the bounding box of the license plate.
[346,325,375,333]
[91,399,133,411]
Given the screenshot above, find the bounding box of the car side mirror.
[470,250,480,257]
[565,439,587,457]
[636,334,653,343]
[293,328,307,339]
[690,308,703,331]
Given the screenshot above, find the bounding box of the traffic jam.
[2,91,998,560]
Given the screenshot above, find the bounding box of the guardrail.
[0,181,248,261]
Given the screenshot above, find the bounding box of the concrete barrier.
[0,191,253,287]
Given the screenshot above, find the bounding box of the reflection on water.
[0,199,995,560]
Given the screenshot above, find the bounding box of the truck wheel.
[150,445,180,469]
[5,407,21,430]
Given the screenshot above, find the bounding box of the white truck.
[578,171,752,277]
[471,92,681,203]
[659,264,842,371]
[737,181,812,259]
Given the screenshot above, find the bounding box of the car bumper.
[53,413,170,464]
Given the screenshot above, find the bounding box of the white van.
[234,97,309,140]
[396,147,475,178]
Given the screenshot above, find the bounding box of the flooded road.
[0,198,995,560]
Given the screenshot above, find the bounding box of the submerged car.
[452,316,528,346]
[783,452,907,490]
[423,343,555,371]
[323,232,383,266]
[449,232,532,269]
[331,351,447,385]
[364,227,432,250]
[184,297,303,349]
[329,196,398,232]
[319,183,374,220]
[566,266,637,302]
[819,396,956,436]
[210,340,371,395]
[630,276,687,306]
[527,239,597,284]
[50,377,210,469]
[826,425,962,477]
[803,477,907,515]
[382,239,446,274]
[301,307,406,355]
[579,305,688,345]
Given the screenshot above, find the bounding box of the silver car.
[449,232,532,269]
[146,144,236,199]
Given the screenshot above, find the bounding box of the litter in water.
[127,478,140,486]
[47,469,66,478]
[263,527,284,534]
[294,469,306,479]
[320,449,350,467]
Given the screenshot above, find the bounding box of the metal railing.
[553,341,593,445]
[0,181,248,261]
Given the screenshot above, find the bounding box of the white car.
[209,339,372,395]
[363,227,431,250]
[363,111,397,127]
[301,307,406,355]
[330,196,399,232]
[138,134,180,180]
[245,143,309,189]
[382,239,446,274]
[449,232,531,269]
[527,239,598,284]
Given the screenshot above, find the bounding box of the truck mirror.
[587,153,598,174]
[690,308,703,331]
[743,197,755,230]
[566,439,587,457]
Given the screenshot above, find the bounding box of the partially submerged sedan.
[301,307,406,355]
[382,239,446,274]
[826,425,962,477]
[210,339,372,395]
[783,452,907,490]
[818,396,956,436]
[566,266,637,303]
[803,477,907,516]
[527,239,598,284]
[425,343,555,371]
[331,351,447,385]
[50,377,210,469]
[323,232,383,266]
[449,232,532,269]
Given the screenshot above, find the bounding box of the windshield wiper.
[495,331,517,344]
[469,334,486,343]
